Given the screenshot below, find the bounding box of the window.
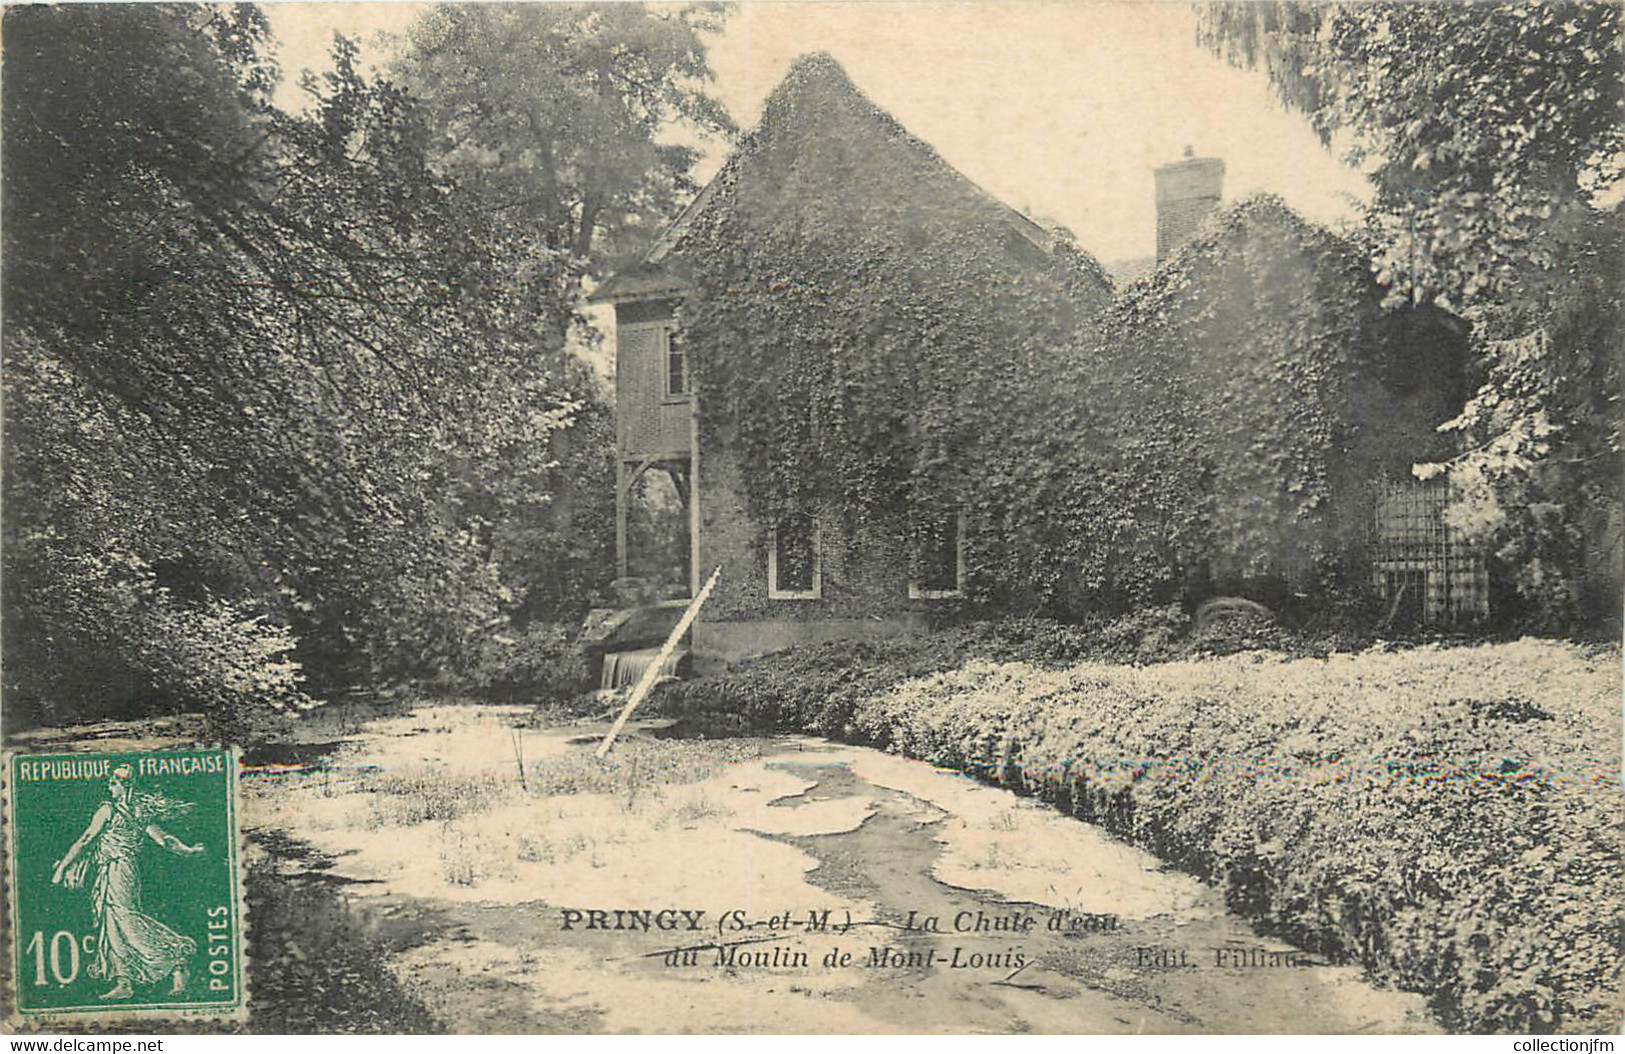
[663,327,689,398]
[768,513,820,600]
[909,510,965,599]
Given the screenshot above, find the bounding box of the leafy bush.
[653,609,1311,733]
[1186,600,1301,656]
[464,622,593,706]
[845,641,1620,1034]
[1,8,622,735]
[1,546,315,736]
[660,628,1619,1032]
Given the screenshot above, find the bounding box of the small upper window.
[664,328,689,397]
[768,512,820,600]
[909,510,965,599]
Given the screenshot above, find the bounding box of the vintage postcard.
[1,0,1620,1039]
[4,749,247,1025]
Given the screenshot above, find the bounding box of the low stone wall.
[691,614,927,671]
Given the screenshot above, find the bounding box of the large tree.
[1198,1,1624,628]
[1,5,595,727]
[392,3,734,290]
[385,4,736,628]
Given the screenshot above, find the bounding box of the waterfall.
[600,646,687,690]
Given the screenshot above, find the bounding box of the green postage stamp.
[5,749,246,1024]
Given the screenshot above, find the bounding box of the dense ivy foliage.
[658,636,1622,1033]
[1199,1,1623,629]
[668,57,1461,619]
[672,55,1109,602]
[1084,197,1466,614]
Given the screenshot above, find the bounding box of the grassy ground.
[239,715,784,1031]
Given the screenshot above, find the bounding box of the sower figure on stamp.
[51,763,203,1000]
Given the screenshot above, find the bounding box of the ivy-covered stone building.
[593,53,1108,662]
[593,53,1476,665]
[1102,190,1476,624]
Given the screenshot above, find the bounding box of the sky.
[262,1,1374,264]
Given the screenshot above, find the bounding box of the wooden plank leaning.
[595,565,722,759]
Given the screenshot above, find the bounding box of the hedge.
[653,608,1307,730]
[657,636,1622,1033]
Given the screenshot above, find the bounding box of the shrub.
[1186,600,1301,657]
[659,627,1618,1032]
[846,641,1621,1034]
[464,622,593,706]
[1,547,317,737]
[652,609,1314,732]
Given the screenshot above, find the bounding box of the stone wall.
[694,442,956,658]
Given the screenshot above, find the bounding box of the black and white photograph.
[1,0,1621,1038]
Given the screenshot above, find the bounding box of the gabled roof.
[586,262,688,304]
[1111,193,1468,337]
[1105,256,1156,288]
[592,52,1107,302]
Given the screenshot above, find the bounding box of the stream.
[237,703,1440,1033]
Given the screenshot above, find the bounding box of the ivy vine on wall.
[662,55,1465,620]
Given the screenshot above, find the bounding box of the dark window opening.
[914,511,963,596]
[770,513,819,598]
[626,465,692,601]
[665,330,689,397]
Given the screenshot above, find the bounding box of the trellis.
[1372,477,1489,625]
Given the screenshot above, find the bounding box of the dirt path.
[236,702,1438,1034]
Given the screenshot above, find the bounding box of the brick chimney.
[1155,148,1225,264]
